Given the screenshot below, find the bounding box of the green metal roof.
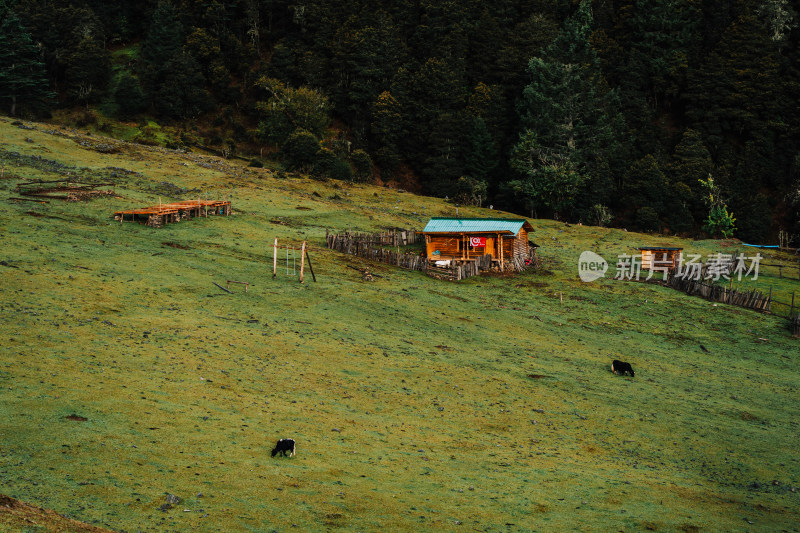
[422,217,531,234]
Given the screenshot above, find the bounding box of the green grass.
[1,115,798,532]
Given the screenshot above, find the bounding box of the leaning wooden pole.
[300,241,306,283]
[273,238,278,279]
[305,247,316,282]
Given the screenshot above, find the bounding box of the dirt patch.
[516,281,549,288]
[428,290,468,302]
[527,374,547,379]
[65,414,88,422]
[0,494,17,508]
[0,493,112,532]
[162,242,191,250]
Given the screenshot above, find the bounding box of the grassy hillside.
[0,116,798,532]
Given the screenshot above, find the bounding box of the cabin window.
[459,236,486,252]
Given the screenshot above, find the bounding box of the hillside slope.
[0,117,798,532]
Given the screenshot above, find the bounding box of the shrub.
[114,73,147,118]
[329,158,353,182]
[591,204,612,227]
[313,147,338,176]
[281,129,319,172]
[351,149,373,182]
[314,147,353,181]
[636,206,661,232]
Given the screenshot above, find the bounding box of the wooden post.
[300,241,306,283]
[791,291,795,318]
[499,235,504,271]
[273,238,278,278]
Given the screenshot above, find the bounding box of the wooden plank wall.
[428,236,462,258]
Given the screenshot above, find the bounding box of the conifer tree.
[140,1,183,97]
[64,32,111,106]
[370,90,403,171]
[0,11,52,116]
[114,72,147,118]
[512,0,627,218]
[155,52,210,119]
[464,117,498,183]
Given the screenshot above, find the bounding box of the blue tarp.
[741,243,780,248]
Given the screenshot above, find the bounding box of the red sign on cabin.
[470,237,486,247]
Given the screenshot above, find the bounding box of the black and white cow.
[271,438,296,457]
[611,360,635,377]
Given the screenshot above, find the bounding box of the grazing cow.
[611,360,635,377]
[271,438,296,457]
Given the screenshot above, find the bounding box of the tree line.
[1,0,798,242]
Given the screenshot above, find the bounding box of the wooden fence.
[326,230,430,272]
[665,273,772,312]
[326,228,419,248]
[769,291,798,319]
[761,262,800,280]
[325,229,497,281]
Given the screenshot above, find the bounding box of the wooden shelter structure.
[421,217,535,271]
[114,199,231,228]
[638,246,683,270]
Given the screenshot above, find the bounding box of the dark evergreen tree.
[328,11,406,142]
[140,0,183,97]
[0,11,52,115]
[668,128,713,224]
[512,0,627,218]
[370,90,403,172]
[624,154,670,228]
[114,72,147,118]
[421,111,468,196]
[185,27,231,100]
[63,32,111,106]
[155,52,211,119]
[686,14,782,148]
[464,117,498,183]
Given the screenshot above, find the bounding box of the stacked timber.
[426,255,492,281]
[146,214,163,228]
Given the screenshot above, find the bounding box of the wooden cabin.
[421,217,535,270]
[638,246,683,270]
